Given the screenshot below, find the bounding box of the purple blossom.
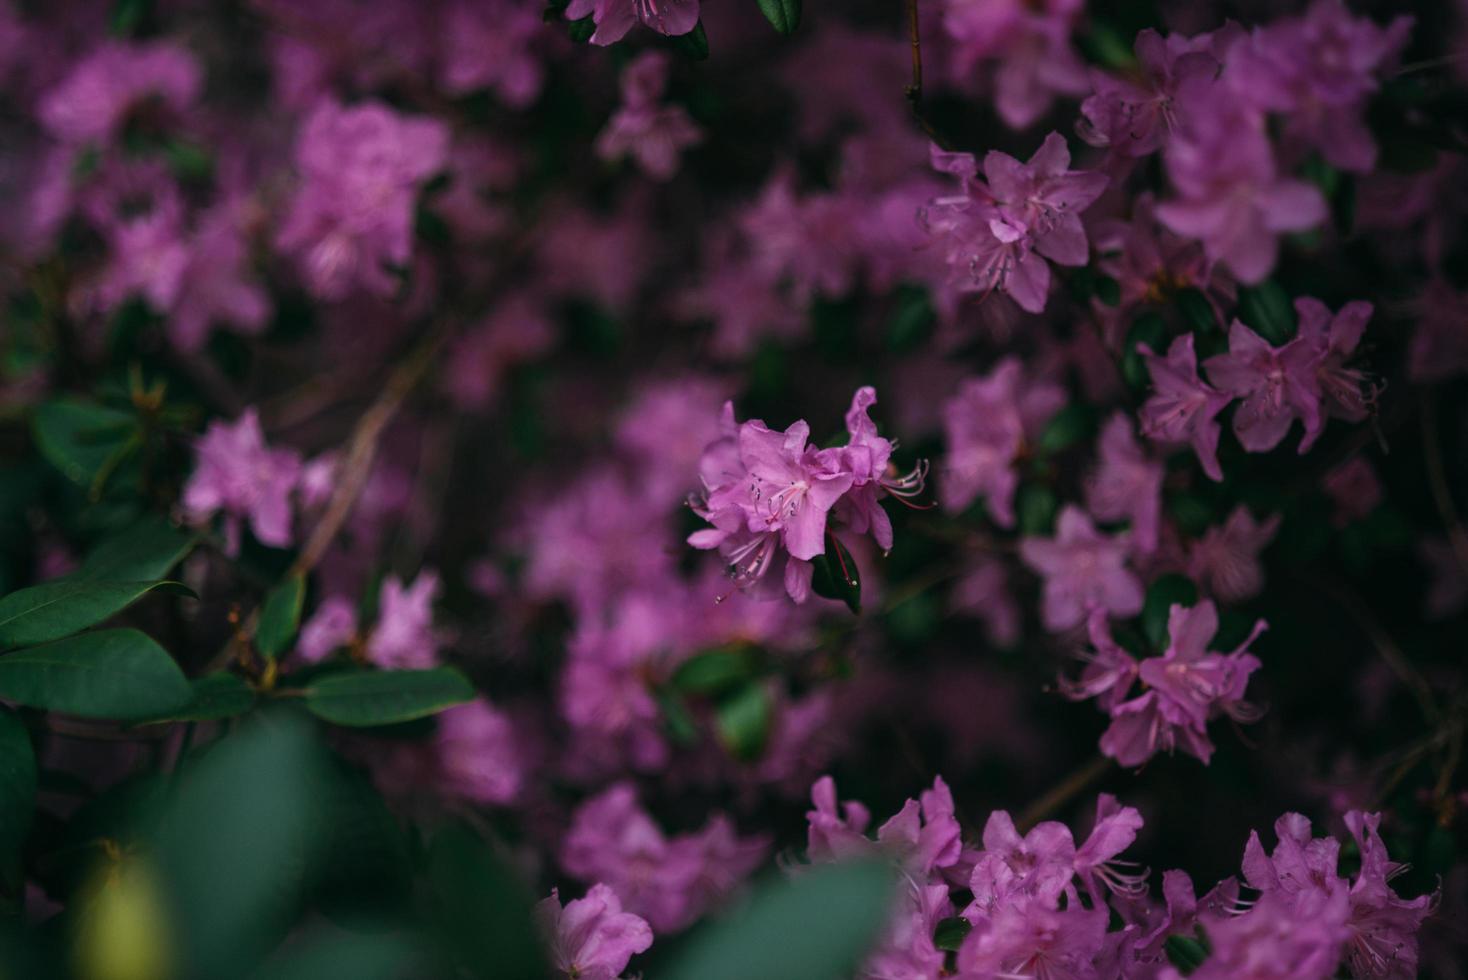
[1188,505,1281,603]
[1293,297,1378,448]
[1079,28,1221,159]
[835,387,927,552]
[939,0,1090,129]
[38,41,201,145]
[940,358,1065,525]
[275,99,448,300]
[951,558,1022,648]
[182,409,302,554]
[1204,320,1324,454]
[365,571,442,670]
[805,774,962,877]
[1156,74,1327,284]
[1086,412,1165,555]
[168,199,272,353]
[1137,334,1232,482]
[1323,457,1383,527]
[563,0,699,46]
[1020,506,1145,632]
[434,699,524,806]
[536,884,653,980]
[437,0,545,107]
[295,596,358,663]
[596,52,702,182]
[444,295,556,411]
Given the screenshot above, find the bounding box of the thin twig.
[1016,753,1111,830]
[902,0,953,150]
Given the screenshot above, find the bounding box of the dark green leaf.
[256,574,306,659]
[31,399,140,487]
[673,20,710,60]
[1164,933,1210,975]
[932,916,971,952]
[1176,288,1217,334]
[656,687,700,747]
[566,14,594,41]
[305,668,475,727]
[1236,282,1296,345]
[886,286,936,352]
[661,859,897,980]
[147,673,257,723]
[75,517,195,582]
[427,825,547,980]
[0,708,36,881]
[1094,275,1121,307]
[0,629,191,721]
[0,578,194,649]
[715,682,771,762]
[250,930,421,980]
[1017,484,1059,537]
[756,0,801,34]
[1141,574,1199,652]
[811,536,861,613]
[1035,404,1097,455]
[672,647,755,695]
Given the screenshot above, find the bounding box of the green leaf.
[148,673,257,723]
[0,629,191,721]
[0,707,36,880]
[1035,404,1097,455]
[886,286,936,352]
[932,915,971,952]
[1164,933,1210,975]
[1017,484,1059,537]
[250,930,421,980]
[661,859,897,980]
[656,687,700,747]
[1176,288,1217,334]
[1236,282,1297,345]
[672,647,755,695]
[566,14,594,41]
[755,0,801,34]
[1094,275,1121,307]
[75,516,195,582]
[811,536,861,613]
[1141,574,1199,652]
[1122,313,1168,390]
[305,668,475,727]
[256,574,306,659]
[673,20,710,60]
[715,682,771,762]
[31,398,140,487]
[427,825,547,980]
[0,578,194,649]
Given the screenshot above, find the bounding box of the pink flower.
[295,596,358,663]
[275,100,448,300]
[939,0,1089,129]
[38,40,201,145]
[563,0,700,46]
[921,135,1108,313]
[536,884,653,980]
[1188,505,1281,602]
[435,699,524,806]
[835,387,927,552]
[437,0,545,107]
[1060,609,1141,713]
[182,409,302,554]
[1020,506,1144,632]
[1156,74,1326,284]
[940,359,1065,525]
[806,774,962,877]
[169,200,271,353]
[365,571,442,669]
[596,52,702,182]
[1079,29,1221,159]
[444,295,556,410]
[1085,413,1165,554]
[1293,297,1378,448]
[1137,334,1232,482]
[951,558,1022,648]
[1204,320,1324,454]
[1322,457,1383,527]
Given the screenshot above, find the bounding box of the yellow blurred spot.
[73,851,175,980]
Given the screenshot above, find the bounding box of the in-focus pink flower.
[1137,334,1232,482]
[564,0,700,46]
[536,883,653,980]
[1204,320,1324,454]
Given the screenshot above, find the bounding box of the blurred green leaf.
[756,0,801,34]
[674,20,710,60]
[147,673,257,723]
[1036,404,1097,455]
[256,574,306,660]
[0,708,36,883]
[1236,282,1296,345]
[886,286,936,352]
[426,826,547,980]
[1164,933,1210,975]
[0,629,191,720]
[1141,574,1199,652]
[31,399,140,488]
[1176,288,1217,334]
[250,930,421,980]
[672,647,755,696]
[0,579,194,649]
[715,682,771,762]
[154,714,328,979]
[661,859,897,980]
[75,517,195,582]
[1017,484,1058,537]
[304,668,474,727]
[932,915,971,952]
[811,536,861,613]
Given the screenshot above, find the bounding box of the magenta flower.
[275,99,448,300]
[1322,457,1383,527]
[38,40,201,145]
[596,52,702,182]
[939,0,1090,129]
[940,359,1065,525]
[1060,609,1141,713]
[1342,811,1435,980]
[564,0,699,46]
[365,571,442,670]
[1137,334,1232,482]
[1020,506,1145,632]
[1156,75,1327,284]
[1086,413,1165,554]
[921,135,1107,314]
[1292,297,1378,449]
[836,387,927,552]
[295,596,358,663]
[1079,29,1221,158]
[435,699,524,806]
[168,200,271,354]
[182,409,302,554]
[437,0,545,107]
[444,295,556,411]
[1203,320,1324,454]
[731,418,852,562]
[1187,505,1281,602]
[536,884,653,980]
